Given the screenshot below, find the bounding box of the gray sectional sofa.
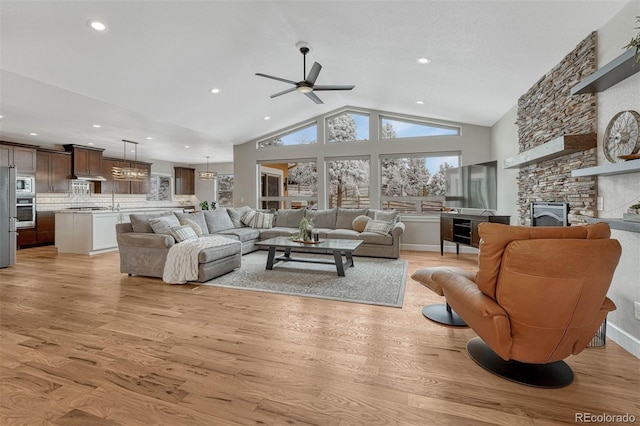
[116,207,404,282]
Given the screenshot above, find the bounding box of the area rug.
[204,251,407,307]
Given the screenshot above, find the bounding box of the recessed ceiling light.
[264,116,271,120]
[416,57,430,64]
[29,132,38,136]
[87,20,108,32]
[87,142,95,146]
[415,100,425,105]
[184,145,190,149]
[0,115,4,119]
[210,88,220,94]
[146,136,154,140]
[92,124,101,128]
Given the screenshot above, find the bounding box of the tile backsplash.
[36,192,196,211]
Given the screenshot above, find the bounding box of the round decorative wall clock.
[603,110,640,163]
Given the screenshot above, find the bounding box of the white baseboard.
[401,243,478,254]
[606,321,640,359]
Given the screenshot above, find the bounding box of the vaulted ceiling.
[0,0,628,164]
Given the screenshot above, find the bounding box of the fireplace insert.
[530,202,570,227]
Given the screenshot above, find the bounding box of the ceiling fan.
[256,42,355,104]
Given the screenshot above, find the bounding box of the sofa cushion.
[370,209,399,223]
[352,215,371,232]
[178,218,203,237]
[218,227,261,243]
[226,206,252,228]
[148,215,181,235]
[326,229,360,240]
[130,211,175,233]
[259,227,298,240]
[169,225,198,243]
[175,212,209,235]
[197,238,241,263]
[305,208,337,229]
[275,208,305,228]
[336,208,368,229]
[242,209,274,229]
[364,219,394,235]
[359,231,393,245]
[204,209,235,233]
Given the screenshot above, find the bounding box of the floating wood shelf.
[571,49,639,95]
[503,134,596,169]
[571,158,640,177]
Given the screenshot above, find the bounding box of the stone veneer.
[516,32,597,225]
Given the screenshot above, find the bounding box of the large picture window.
[380,116,459,139]
[258,160,317,210]
[326,111,369,143]
[380,153,459,214]
[258,123,317,148]
[326,157,370,208]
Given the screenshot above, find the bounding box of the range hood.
[73,174,106,181]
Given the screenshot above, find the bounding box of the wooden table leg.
[333,250,346,277]
[266,246,276,270]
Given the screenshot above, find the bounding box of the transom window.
[380,116,460,139]
[258,123,318,148]
[326,111,369,143]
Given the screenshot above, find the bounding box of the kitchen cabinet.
[36,150,72,193]
[0,142,37,173]
[17,228,37,248]
[440,213,511,255]
[174,167,195,195]
[130,162,152,194]
[36,211,55,245]
[63,144,104,178]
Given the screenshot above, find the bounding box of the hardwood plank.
[0,246,637,425]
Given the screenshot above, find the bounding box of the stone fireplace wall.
[516,32,597,225]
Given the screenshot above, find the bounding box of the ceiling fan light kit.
[256,43,355,104]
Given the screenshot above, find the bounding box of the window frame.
[257,158,318,210]
[325,109,371,144]
[256,121,318,149]
[325,155,372,209]
[379,115,461,140]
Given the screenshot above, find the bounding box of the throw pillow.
[373,209,399,224]
[364,219,393,236]
[241,209,274,229]
[174,211,209,235]
[148,215,181,235]
[169,225,198,243]
[226,206,252,228]
[352,215,371,232]
[203,209,235,233]
[130,211,174,233]
[178,218,203,237]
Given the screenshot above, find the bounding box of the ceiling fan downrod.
[300,46,310,80]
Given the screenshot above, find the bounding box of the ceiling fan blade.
[305,91,324,104]
[305,62,322,85]
[313,85,355,91]
[270,87,297,98]
[255,73,297,85]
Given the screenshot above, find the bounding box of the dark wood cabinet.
[36,150,72,193]
[101,158,130,194]
[130,162,152,194]
[17,228,37,248]
[63,144,104,178]
[174,167,195,195]
[36,211,55,245]
[0,142,37,173]
[440,213,510,255]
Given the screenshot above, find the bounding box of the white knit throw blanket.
[163,236,238,284]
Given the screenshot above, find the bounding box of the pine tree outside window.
[326,111,369,143]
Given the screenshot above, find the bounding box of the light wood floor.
[1,247,638,425]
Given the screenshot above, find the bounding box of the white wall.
[594,1,640,358]
[190,161,233,208]
[490,105,519,225]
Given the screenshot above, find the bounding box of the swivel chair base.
[422,303,467,327]
[466,337,574,388]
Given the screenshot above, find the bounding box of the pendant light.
[111,139,149,181]
[199,156,217,180]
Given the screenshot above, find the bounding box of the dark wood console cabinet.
[440,213,510,255]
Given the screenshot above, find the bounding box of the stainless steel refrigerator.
[0,166,17,268]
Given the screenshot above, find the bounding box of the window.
[258,123,317,148]
[326,111,369,143]
[380,116,459,139]
[217,174,233,207]
[258,160,317,210]
[380,154,459,214]
[326,157,370,208]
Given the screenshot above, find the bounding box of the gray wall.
[491,106,520,225]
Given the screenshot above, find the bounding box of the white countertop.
[55,208,187,215]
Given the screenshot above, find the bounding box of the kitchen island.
[55,208,187,255]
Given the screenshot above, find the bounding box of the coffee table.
[255,237,363,277]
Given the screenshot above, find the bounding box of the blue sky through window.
[278,124,317,146]
[381,118,459,138]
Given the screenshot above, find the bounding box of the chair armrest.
[411,266,476,296]
[117,232,175,249]
[391,222,405,238]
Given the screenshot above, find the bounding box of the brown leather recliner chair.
[415,222,621,388]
